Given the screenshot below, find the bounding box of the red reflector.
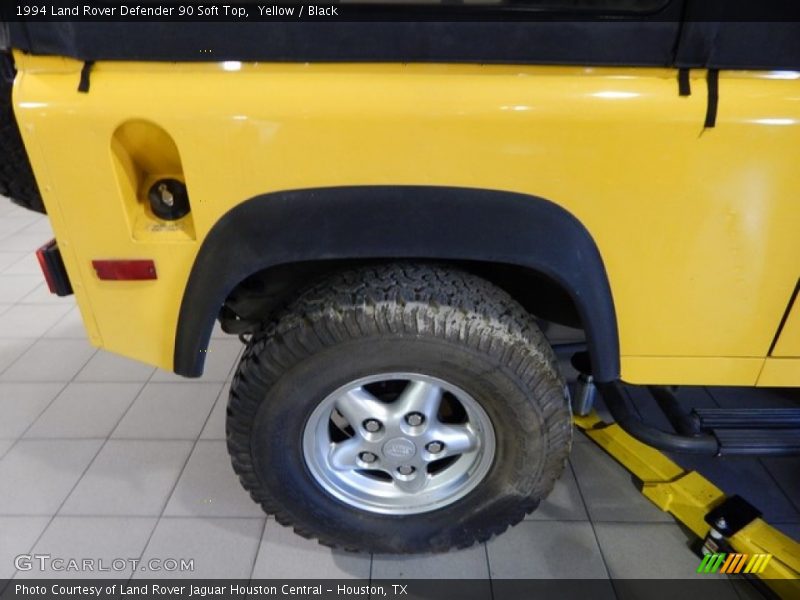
[92,259,157,281]
[36,240,59,294]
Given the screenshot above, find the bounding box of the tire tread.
[0,63,45,214]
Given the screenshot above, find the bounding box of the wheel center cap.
[382,437,416,460]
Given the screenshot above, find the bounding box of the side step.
[713,429,800,456]
[593,380,800,456]
[693,408,800,429]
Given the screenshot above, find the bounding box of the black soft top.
[3,1,800,71]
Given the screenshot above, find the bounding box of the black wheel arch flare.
[174,186,620,382]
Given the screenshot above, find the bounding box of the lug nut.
[426,441,444,454]
[405,412,425,427]
[397,465,415,476]
[359,452,377,464]
[363,419,382,433]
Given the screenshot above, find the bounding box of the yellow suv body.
[10,54,800,387]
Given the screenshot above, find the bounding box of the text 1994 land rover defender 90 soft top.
[1,1,799,553]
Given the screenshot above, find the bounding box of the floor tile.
[252,520,370,579]
[486,521,609,579]
[0,275,41,303]
[373,544,488,579]
[136,517,263,579]
[112,383,220,440]
[0,231,50,252]
[0,339,96,382]
[761,457,800,515]
[150,339,241,383]
[17,517,157,579]
[0,339,35,374]
[572,427,592,444]
[18,216,53,235]
[43,307,87,339]
[570,442,674,523]
[593,522,709,579]
[1,252,40,275]
[25,383,142,439]
[0,439,13,459]
[525,461,588,521]
[75,350,155,382]
[0,216,40,239]
[0,517,51,579]
[20,283,73,305]
[0,440,103,515]
[0,303,72,338]
[60,440,193,516]
[0,202,33,216]
[199,385,230,440]
[164,441,263,517]
[0,252,27,272]
[0,383,64,438]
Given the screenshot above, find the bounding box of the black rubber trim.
[597,381,720,454]
[174,186,620,381]
[678,68,691,95]
[768,279,800,356]
[704,68,719,128]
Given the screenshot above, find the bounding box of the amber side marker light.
[36,239,73,296]
[92,259,157,281]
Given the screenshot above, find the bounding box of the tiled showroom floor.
[0,199,798,594]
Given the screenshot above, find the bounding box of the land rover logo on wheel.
[383,438,416,459]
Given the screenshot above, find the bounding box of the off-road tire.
[1,56,45,214]
[227,263,572,553]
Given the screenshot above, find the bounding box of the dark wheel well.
[219,259,582,337]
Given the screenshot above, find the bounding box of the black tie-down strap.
[77,61,95,93]
[678,68,691,96]
[704,69,720,128]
